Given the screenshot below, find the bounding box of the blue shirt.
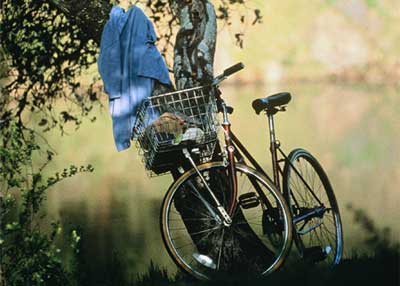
[98,5,171,151]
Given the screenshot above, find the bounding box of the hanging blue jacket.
[98,5,171,151]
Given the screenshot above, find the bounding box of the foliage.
[0,121,93,285]
[348,205,399,258]
[0,0,261,134]
[1,0,100,133]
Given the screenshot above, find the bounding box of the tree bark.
[172,0,217,89]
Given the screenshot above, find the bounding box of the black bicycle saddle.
[252,92,292,115]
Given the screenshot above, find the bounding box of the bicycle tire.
[282,148,343,265]
[160,162,292,280]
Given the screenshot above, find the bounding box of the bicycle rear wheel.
[283,148,343,265]
[160,162,292,280]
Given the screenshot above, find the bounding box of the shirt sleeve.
[146,19,157,44]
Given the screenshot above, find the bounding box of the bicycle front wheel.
[160,162,292,280]
[283,148,343,266]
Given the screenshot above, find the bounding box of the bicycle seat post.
[267,111,281,190]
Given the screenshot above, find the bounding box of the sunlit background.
[41,0,399,281]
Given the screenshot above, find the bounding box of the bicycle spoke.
[216,228,225,271]
[175,242,197,250]
[169,217,217,222]
[169,226,189,231]
[189,226,221,237]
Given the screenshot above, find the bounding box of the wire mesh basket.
[133,85,219,176]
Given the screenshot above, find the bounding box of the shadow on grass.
[135,207,399,286]
[136,256,398,286]
[70,207,399,285]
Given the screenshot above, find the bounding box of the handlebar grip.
[223,62,245,77]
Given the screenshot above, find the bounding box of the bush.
[0,122,92,285]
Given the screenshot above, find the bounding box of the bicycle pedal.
[303,246,328,263]
[239,192,260,209]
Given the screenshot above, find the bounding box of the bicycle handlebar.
[213,62,245,85]
[223,62,245,77]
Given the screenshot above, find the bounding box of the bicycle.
[133,63,343,280]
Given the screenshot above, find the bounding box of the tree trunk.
[171,0,217,89]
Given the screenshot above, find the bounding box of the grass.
[74,208,399,286]
[135,252,399,286]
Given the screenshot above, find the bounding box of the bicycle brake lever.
[212,74,228,86]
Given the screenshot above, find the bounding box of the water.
[45,82,400,280]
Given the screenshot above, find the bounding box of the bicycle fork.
[182,148,233,226]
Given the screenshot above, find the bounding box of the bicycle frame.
[227,110,283,191]
[218,95,324,210]
[179,84,326,230]
[177,64,325,226]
